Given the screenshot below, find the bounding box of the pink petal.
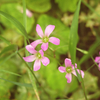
[23,55,36,62]
[75,63,77,68]
[72,69,77,76]
[31,39,42,48]
[26,45,37,54]
[41,57,50,66]
[34,59,41,71]
[65,58,72,67]
[98,63,100,71]
[80,70,84,78]
[41,42,48,51]
[36,24,44,38]
[65,73,72,83]
[49,37,60,45]
[45,25,55,37]
[39,49,44,57]
[95,57,100,63]
[72,69,84,78]
[58,66,66,73]
[72,63,77,69]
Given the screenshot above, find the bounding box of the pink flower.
[23,45,50,71]
[58,58,84,83]
[95,52,100,70]
[31,24,60,51]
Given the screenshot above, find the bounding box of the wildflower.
[58,58,84,83]
[31,24,60,51]
[95,52,100,70]
[23,45,50,71]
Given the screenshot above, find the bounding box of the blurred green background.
[0,0,100,100]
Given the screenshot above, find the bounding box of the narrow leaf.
[0,36,11,45]
[69,1,87,99]
[0,78,32,88]
[0,69,21,77]
[0,11,29,40]
[69,0,81,64]
[0,47,25,66]
[0,44,17,56]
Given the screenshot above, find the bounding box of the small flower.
[95,52,100,70]
[31,24,60,51]
[23,45,50,71]
[58,58,84,83]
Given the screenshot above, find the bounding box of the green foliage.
[0,36,11,45]
[55,0,78,12]
[0,11,28,40]
[0,0,100,99]
[26,0,51,13]
[39,60,78,99]
[0,60,18,100]
[70,71,99,100]
[0,3,34,33]
[1,29,24,48]
[37,14,70,54]
[0,44,17,56]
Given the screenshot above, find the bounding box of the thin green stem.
[23,0,26,29]
[81,79,88,100]
[17,52,41,86]
[86,64,95,72]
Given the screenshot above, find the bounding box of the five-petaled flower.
[95,52,100,71]
[31,24,60,51]
[23,45,50,71]
[58,58,84,83]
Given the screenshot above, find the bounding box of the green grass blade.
[0,69,21,77]
[0,11,29,40]
[28,70,40,100]
[0,36,11,45]
[23,0,26,29]
[22,0,40,99]
[0,44,17,56]
[0,78,32,88]
[0,47,25,66]
[69,0,87,99]
[69,0,81,64]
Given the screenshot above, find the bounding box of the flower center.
[66,67,72,73]
[36,53,41,59]
[42,36,49,43]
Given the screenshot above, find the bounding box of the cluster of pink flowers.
[23,24,60,71]
[23,24,85,83]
